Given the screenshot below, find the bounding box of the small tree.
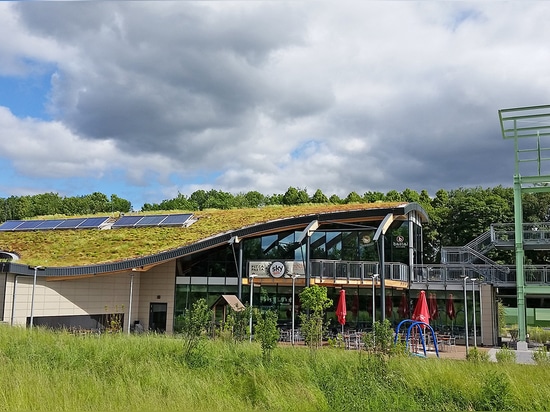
[299,285,332,351]
[178,299,212,363]
[224,305,252,343]
[363,319,402,358]
[254,309,279,362]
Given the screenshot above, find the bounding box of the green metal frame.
[499,104,550,342]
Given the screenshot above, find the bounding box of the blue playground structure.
[394,319,439,358]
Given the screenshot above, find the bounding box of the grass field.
[1,325,550,411]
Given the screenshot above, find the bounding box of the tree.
[345,191,362,204]
[189,190,209,210]
[311,189,329,204]
[175,298,212,363]
[363,191,385,203]
[110,194,131,213]
[385,190,403,202]
[401,188,420,203]
[329,194,342,204]
[223,305,252,343]
[253,309,279,362]
[299,285,332,351]
[282,187,309,205]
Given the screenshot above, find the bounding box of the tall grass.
[1,325,550,411]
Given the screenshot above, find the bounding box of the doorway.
[149,302,167,332]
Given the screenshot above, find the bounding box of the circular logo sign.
[396,235,405,243]
[269,261,286,278]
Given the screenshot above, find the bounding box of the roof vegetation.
[0,202,399,268]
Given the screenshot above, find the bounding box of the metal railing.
[310,260,409,283]
[492,222,550,247]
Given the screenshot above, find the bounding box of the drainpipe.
[10,274,18,326]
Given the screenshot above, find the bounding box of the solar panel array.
[0,217,111,231]
[0,213,195,232]
[111,213,194,228]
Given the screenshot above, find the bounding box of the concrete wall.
[3,272,134,327]
[479,283,496,346]
[137,260,176,332]
[2,260,175,332]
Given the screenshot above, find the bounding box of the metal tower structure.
[499,104,550,345]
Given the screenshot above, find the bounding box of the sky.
[1,2,550,210]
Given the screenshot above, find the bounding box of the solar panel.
[56,218,87,229]
[36,219,65,230]
[160,213,193,226]
[16,220,44,230]
[79,217,110,229]
[112,215,143,228]
[0,220,24,231]
[134,215,167,227]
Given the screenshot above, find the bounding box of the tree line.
[0,192,132,220]
[3,185,550,265]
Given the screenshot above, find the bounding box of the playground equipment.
[394,319,440,358]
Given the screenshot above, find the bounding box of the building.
[0,202,509,345]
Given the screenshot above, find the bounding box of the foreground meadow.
[1,325,550,411]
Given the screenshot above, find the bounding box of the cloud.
[1,2,550,207]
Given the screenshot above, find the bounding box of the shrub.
[495,345,516,364]
[466,347,489,363]
[476,371,514,411]
[532,346,550,365]
[254,309,279,362]
[178,298,212,363]
[363,319,404,358]
[299,285,332,351]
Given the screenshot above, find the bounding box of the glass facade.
[174,218,423,327]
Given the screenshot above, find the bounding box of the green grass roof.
[0,202,400,268]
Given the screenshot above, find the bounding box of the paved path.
[487,347,535,364]
[429,345,535,364]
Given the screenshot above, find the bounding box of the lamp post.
[30,265,44,328]
[371,274,379,327]
[291,274,300,345]
[128,270,136,335]
[472,278,477,347]
[249,274,257,342]
[463,276,469,352]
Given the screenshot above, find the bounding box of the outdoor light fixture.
[463,276,469,352]
[249,274,257,342]
[29,265,44,328]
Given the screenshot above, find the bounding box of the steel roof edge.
[6,202,424,278]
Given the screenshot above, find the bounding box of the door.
[149,302,167,333]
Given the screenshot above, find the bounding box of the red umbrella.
[412,291,430,325]
[336,289,347,332]
[385,295,393,318]
[446,294,456,320]
[429,293,439,320]
[398,292,409,318]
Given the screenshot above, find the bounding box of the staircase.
[441,231,510,276]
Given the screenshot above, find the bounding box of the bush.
[532,346,550,365]
[466,347,490,363]
[495,345,516,364]
[254,309,279,362]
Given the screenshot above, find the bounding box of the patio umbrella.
[412,290,430,325]
[385,294,393,318]
[398,292,409,318]
[446,294,456,320]
[336,289,347,333]
[429,293,439,320]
